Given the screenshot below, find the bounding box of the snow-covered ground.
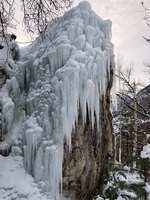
[0,154,47,200]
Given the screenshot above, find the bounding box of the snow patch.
[141,144,150,159]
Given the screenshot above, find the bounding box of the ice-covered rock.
[0,1,116,199]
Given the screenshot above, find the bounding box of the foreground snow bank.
[0,154,47,200]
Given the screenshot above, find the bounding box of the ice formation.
[0,35,10,66]
[0,1,115,199]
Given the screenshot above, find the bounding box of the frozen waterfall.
[0,1,115,199]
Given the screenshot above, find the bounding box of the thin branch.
[143,36,150,43]
[117,93,150,119]
[0,0,73,37]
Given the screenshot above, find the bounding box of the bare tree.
[0,0,73,37]
[116,56,123,164]
[21,0,73,36]
[0,0,15,36]
[115,60,150,166]
[116,64,150,119]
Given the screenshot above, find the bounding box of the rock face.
[0,2,115,199]
[63,69,114,199]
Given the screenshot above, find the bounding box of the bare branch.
[21,0,73,36]
[141,1,150,42]
[143,61,150,77]
[143,36,150,43]
[0,0,73,37]
[117,93,150,119]
[0,0,15,35]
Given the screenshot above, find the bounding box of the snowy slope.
[0,155,46,200]
[0,1,115,199]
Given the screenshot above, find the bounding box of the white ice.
[0,1,115,199]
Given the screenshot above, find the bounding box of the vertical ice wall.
[2,1,115,199]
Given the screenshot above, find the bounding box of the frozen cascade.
[0,1,116,199]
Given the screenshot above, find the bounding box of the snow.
[145,183,150,199]
[95,196,104,200]
[104,166,144,200]
[140,143,150,159]
[0,1,115,199]
[0,155,46,200]
[117,169,142,185]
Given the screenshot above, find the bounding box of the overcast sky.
[16,0,150,85]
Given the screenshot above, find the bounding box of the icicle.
[67,25,77,44]
[74,34,86,50]
[2,98,15,133]
[11,77,20,97]
[85,25,95,46]
[24,116,43,174]
[34,147,44,183]
[48,48,57,77]
[56,44,72,68]
[103,19,112,41]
